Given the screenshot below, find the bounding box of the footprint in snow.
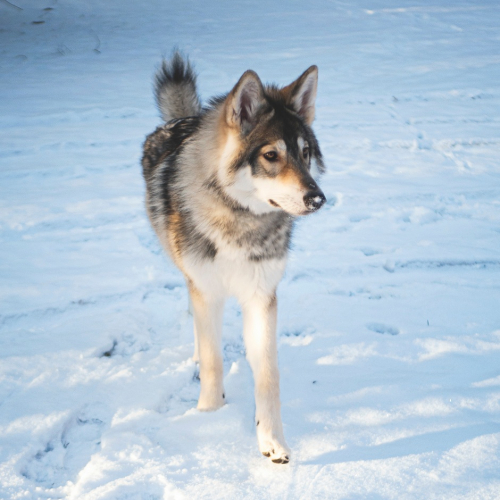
[349,214,371,223]
[367,322,400,336]
[20,404,108,488]
[360,247,381,256]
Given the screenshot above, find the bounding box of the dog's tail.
[155,52,202,122]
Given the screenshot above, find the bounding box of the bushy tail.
[155,51,202,122]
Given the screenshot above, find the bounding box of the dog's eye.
[263,151,278,162]
[303,147,310,158]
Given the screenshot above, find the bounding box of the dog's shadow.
[301,422,500,465]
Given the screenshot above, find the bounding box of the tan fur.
[276,164,307,187]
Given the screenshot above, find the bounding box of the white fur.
[290,67,318,125]
[183,251,291,461]
[276,139,286,152]
[225,167,281,215]
[253,176,308,216]
[218,130,241,174]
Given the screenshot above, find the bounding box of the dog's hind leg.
[242,293,291,464]
[189,284,225,411]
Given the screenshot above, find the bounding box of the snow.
[1,0,500,498]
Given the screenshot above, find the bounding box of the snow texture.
[1,0,500,498]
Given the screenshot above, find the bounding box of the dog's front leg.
[242,293,290,463]
[189,285,225,411]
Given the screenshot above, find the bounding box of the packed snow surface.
[1,0,500,498]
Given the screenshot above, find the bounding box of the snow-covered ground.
[1,0,500,498]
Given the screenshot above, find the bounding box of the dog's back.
[142,116,200,183]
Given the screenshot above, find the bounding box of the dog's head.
[218,67,326,216]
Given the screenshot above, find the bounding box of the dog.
[142,52,326,464]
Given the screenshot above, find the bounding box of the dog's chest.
[205,209,293,262]
[183,248,288,299]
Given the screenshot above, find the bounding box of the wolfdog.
[142,52,326,464]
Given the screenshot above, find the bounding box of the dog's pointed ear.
[226,70,266,134]
[283,65,318,125]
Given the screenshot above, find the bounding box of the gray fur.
[143,125,293,262]
[155,52,202,122]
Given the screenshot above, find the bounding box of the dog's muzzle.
[304,189,326,212]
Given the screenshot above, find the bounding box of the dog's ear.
[226,70,266,134]
[283,66,318,125]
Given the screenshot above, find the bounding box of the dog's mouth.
[268,199,313,217]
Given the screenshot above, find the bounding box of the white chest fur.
[182,252,287,302]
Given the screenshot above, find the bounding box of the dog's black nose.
[304,190,326,211]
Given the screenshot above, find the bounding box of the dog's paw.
[197,389,225,412]
[259,435,291,464]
